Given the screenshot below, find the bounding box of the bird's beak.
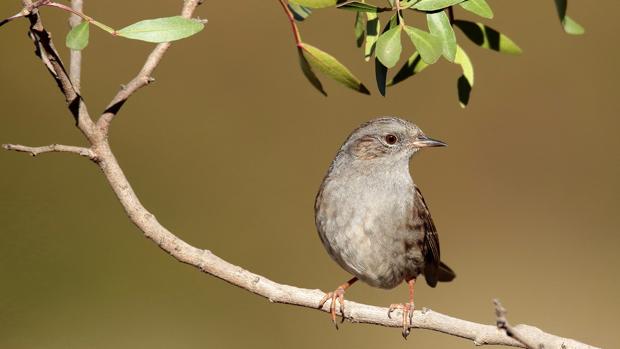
[412,135,447,148]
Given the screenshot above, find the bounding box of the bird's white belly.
[317,182,424,289]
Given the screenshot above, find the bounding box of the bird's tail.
[437,262,456,282]
[424,261,456,287]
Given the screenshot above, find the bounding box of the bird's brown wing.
[414,186,455,287]
[413,186,440,287]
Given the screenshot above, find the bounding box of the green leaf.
[376,26,402,68]
[454,20,522,55]
[388,12,400,27]
[561,15,585,35]
[399,0,420,9]
[553,0,585,35]
[554,0,568,18]
[403,25,441,64]
[288,3,312,21]
[413,0,465,11]
[297,47,326,96]
[289,0,337,8]
[66,21,89,51]
[302,43,370,94]
[459,0,493,19]
[364,13,380,61]
[374,15,399,95]
[454,45,474,107]
[337,1,386,12]
[375,58,388,96]
[427,11,456,61]
[117,16,204,43]
[388,52,429,86]
[354,12,365,48]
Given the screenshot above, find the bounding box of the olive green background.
[1,1,618,348]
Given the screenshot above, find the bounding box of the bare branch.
[493,299,583,349]
[96,0,203,136]
[3,143,95,159]
[89,140,600,349]
[495,299,536,349]
[68,0,83,92]
[0,8,30,27]
[1,138,602,349]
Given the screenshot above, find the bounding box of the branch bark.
[68,0,82,91]
[3,143,95,158]
[2,2,600,349]
[494,299,550,349]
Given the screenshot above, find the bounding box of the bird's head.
[342,117,446,162]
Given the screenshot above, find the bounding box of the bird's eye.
[385,134,398,145]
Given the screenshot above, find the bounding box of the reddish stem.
[46,1,91,22]
[277,0,302,47]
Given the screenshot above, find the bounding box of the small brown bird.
[314,117,455,338]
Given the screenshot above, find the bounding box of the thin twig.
[96,0,203,136]
[21,0,97,143]
[495,299,539,349]
[395,0,404,26]
[3,143,95,159]
[45,1,115,34]
[0,9,30,27]
[68,0,83,92]
[277,0,302,46]
[47,1,88,21]
[3,0,54,26]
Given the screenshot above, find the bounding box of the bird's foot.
[388,301,415,339]
[318,286,347,329]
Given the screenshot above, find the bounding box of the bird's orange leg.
[388,278,416,339]
[318,276,358,328]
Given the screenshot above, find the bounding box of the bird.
[314,117,455,338]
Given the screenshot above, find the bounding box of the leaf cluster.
[0,0,583,108]
[288,0,584,107]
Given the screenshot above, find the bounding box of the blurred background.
[0,1,618,348]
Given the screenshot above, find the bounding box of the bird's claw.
[318,287,347,329]
[387,302,415,339]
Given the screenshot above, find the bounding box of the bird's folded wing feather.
[413,186,441,287]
